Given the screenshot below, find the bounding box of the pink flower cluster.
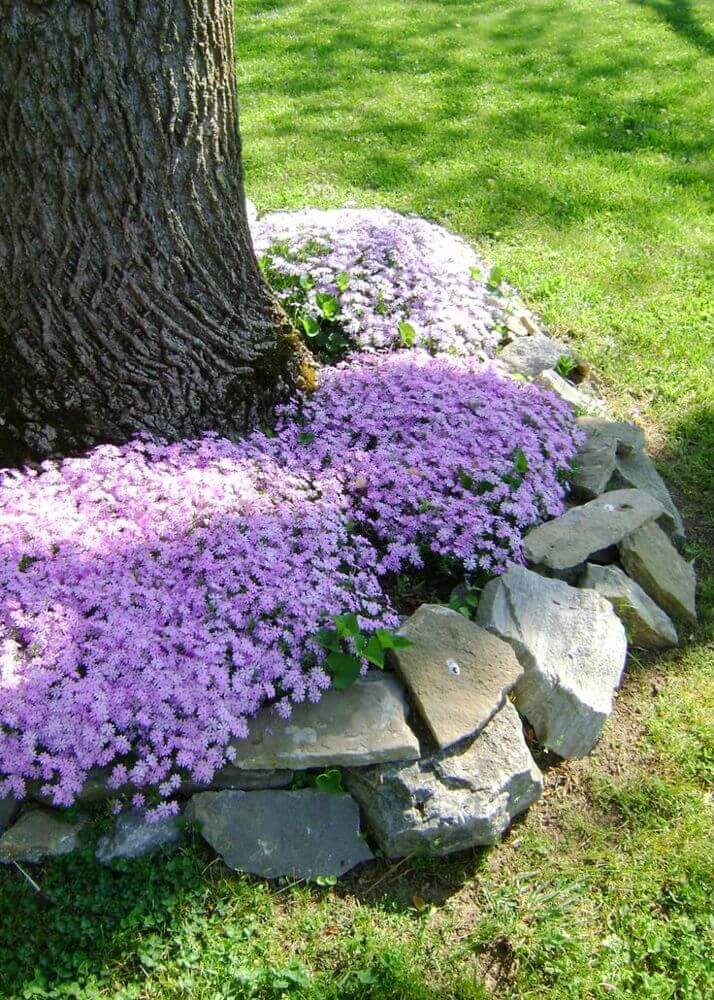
[0,353,581,810]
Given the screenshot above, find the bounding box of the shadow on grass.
[629,0,714,55]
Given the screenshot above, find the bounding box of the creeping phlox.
[0,353,581,816]
[252,208,505,357]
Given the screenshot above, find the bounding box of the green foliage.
[315,613,411,688]
[554,354,578,380]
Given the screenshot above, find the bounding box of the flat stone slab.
[344,701,542,858]
[571,428,617,501]
[576,417,645,455]
[609,449,685,542]
[229,674,419,770]
[535,369,607,416]
[499,333,572,377]
[477,566,627,758]
[187,789,373,879]
[0,796,19,835]
[391,604,523,750]
[0,809,85,864]
[524,489,664,571]
[620,522,696,625]
[581,563,678,650]
[96,809,184,864]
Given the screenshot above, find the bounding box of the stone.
[535,369,607,416]
[96,809,184,864]
[391,604,523,750]
[499,333,573,377]
[477,566,627,758]
[609,449,685,542]
[619,522,697,626]
[581,563,678,650]
[181,767,294,796]
[343,701,542,858]
[0,796,19,835]
[228,674,419,770]
[571,431,617,501]
[0,809,85,864]
[187,789,373,879]
[524,489,664,572]
[576,417,646,455]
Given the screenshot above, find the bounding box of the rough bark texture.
[0,0,309,462]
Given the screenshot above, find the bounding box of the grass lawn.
[1,1,712,997]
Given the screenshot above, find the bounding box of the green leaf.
[316,292,340,319]
[458,468,475,490]
[299,273,315,290]
[513,447,529,475]
[374,628,412,649]
[298,431,315,444]
[398,321,417,347]
[333,612,360,637]
[363,635,386,668]
[301,314,320,337]
[336,271,350,293]
[487,265,505,290]
[326,651,362,689]
[315,768,344,794]
[315,628,341,651]
[469,265,482,281]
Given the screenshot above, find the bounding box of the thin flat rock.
[499,333,572,377]
[391,604,523,750]
[571,429,617,501]
[228,674,419,770]
[187,789,373,879]
[524,488,664,571]
[576,417,646,455]
[96,809,184,864]
[609,449,685,542]
[581,563,678,650]
[619,522,696,625]
[0,809,85,864]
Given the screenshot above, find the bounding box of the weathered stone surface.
[499,333,572,377]
[228,675,419,770]
[581,563,678,650]
[477,567,627,758]
[187,789,373,879]
[535,369,607,416]
[620,522,697,625]
[524,489,664,571]
[181,767,294,796]
[391,604,523,750]
[571,431,617,501]
[343,701,542,858]
[576,417,645,455]
[609,450,685,542]
[0,809,85,864]
[96,809,184,864]
[0,796,19,835]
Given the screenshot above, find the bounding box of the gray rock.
[477,567,627,758]
[524,489,664,572]
[187,789,373,879]
[391,604,523,749]
[620,522,697,626]
[96,809,184,864]
[343,701,542,858]
[571,431,617,501]
[581,563,678,650]
[535,369,607,416]
[181,767,293,796]
[228,675,419,770]
[576,417,646,455]
[499,333,573,377]
[0,809,85,864]
[608,450,685,543]
[0,796,19,835]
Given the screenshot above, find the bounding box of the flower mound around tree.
[252,208,504,356]
[0,353,582,813]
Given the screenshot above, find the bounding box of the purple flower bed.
[0,352,581,813]
[252,208,505,356]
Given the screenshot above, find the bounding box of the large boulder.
[477,567,627,758]
[0,809,85,864]
[570,429,617,501]
[187,789,373,880]
[227,675,419,770]
[619,522,697,626]
[343,701,542,858]
[391,604,523,749]
[576,417,645,455]
[524,489,664,573]
[96,809,184,864]
[609,449,685,543]
[499,333,573,377]
[581,563,678,650]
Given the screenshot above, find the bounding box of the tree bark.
[0,0,310,462]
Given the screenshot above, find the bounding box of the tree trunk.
[0,0,310,462]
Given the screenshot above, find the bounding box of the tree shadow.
[629,0,714,55]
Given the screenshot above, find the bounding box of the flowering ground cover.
[0,349,580,813]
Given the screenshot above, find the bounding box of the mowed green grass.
[0,2,712,997]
